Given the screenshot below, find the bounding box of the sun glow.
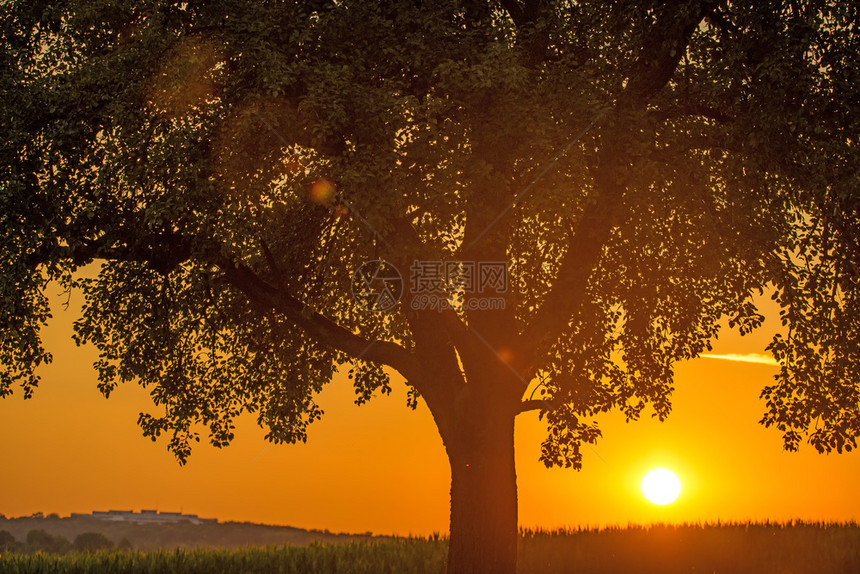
[641,468,682,505]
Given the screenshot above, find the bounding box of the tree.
[1,1,858,572]
[117,537,133,551]
[73,532,115,553]
[0,530,17,552]
[25,529,71,554]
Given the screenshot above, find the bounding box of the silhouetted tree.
[117,537,133,551]
[73,532,115,552]
[25,529,71,554]
[2,1,858,572]
[0,530,16,551]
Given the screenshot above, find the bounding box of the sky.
[1,287,858,536]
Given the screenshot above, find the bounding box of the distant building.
[70,510,217,524]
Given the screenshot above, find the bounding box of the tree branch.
[516,398,559,414]
[52,231,422,390]
[259,237,284,285]
[518,185,615,370]
[46,231,192,274]
[498,0,526,27]
[519,0,714,378]
[385,216,468,400]
[498,0,551,65]
[620,0,717,108]
[499,0,547,28]
[220,261,420,382]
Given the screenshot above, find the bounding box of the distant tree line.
[0,529,131,554]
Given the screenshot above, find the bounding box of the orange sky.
[1,287,858,535]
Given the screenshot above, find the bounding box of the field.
[1,522,858,573]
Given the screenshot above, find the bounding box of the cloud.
[699,353,778,366]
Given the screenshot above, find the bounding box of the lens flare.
[310,178,337,205]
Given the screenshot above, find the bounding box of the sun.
[641,468,682,505]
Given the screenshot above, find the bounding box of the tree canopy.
[4,0,858,458]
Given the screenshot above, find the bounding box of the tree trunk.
[444,402,518,574]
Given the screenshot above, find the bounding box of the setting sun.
[641,469,682,505]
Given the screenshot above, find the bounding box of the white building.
[70,510,217,524]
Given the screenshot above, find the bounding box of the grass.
[0,539,448,574]
[1,521,857,573]
[518,521,860,573]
